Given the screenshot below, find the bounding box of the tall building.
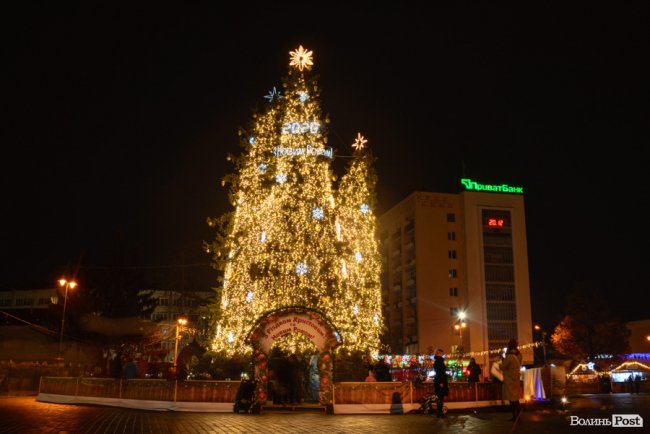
[378,179,533,366]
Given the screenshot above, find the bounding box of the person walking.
[502,339,523,422]
[433,348,449,418]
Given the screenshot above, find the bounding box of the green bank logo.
[461,178,524,194]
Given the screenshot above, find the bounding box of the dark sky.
[3,4,648,326]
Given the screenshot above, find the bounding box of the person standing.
[502,339,523,422]
[433,349,449,418]
[308,353,320,402]
[365,368,377,382]
[467,357,481,388]
[123,358,139,380]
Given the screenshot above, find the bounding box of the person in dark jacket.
[374,358,392,382]
[467,357,481,388]
[433,349,448,418]
[123,358,139,380]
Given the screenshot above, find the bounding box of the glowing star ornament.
[275,173,287,183]
[312,207,324,220]
[359,203,370,214]
[298,91,309,103]
[351,133,367,151]
[264,86,282,102]
[295,262,308,275]
[289,45,314,71]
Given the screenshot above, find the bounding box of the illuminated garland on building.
[371,341,545,367]
[207,47,383,356]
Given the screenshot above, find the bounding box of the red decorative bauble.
[321,377,329,385]
[261,375,267,382]
[322,354,330,361]
[258,391,267,400]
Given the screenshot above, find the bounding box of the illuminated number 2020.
[282,121,320,134]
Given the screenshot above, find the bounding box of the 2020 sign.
[282,121,320,134]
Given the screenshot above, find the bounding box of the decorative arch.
[246,306,341,410]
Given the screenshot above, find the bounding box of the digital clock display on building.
[487,218,505,227]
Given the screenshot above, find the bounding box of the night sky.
[3,4,648,327]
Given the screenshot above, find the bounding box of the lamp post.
[57,278,77,361]
[173,317,188,374]
[454,311,467,354]
[534,324,547,365]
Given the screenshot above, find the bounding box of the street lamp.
[534,324,547,365]
[454,311,467,353]
[173,317,188,374]
[57,278,77,361]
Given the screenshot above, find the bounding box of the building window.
[448,231,456,240]
[446,213,456,222]
[448,250,457,259]
[450,287,458,297]
[448,269,457,278]
[450,307,458,317]
[15,297,34,306]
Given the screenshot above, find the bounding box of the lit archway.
[247,306,341,410]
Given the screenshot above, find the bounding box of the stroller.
[410,392,448,415]
[233,380,257,413]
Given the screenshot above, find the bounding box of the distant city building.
[139,289,215,362]
[378,181,534,366]
[0,288,57,311]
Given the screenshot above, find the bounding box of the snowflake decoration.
[264,86,283,102]
[359,203,370,214]
[289,45,314,71]
[246,291,254,303]
[352,133,368,151]
[258,163,267,173]
[312,207,324,220]
[355,251,363,263]
[275,173,287,183]
[260,231,266,243]
[249,136,256,144]
[353,304,359,315]
[295,262,308,276]
[298,91,309,103]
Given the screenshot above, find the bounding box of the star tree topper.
[352,133,368,151]
[289,45,314,71]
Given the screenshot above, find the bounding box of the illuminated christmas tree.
[207,46,383,356]
[334,133,384,351]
